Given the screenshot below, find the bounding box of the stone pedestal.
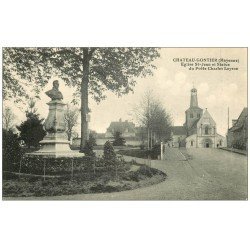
[44,100,66,133]
[27,100,84,158]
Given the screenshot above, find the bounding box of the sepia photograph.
[2,47,247,200]
[1,1,250,250]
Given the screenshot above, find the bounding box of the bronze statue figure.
[45,80,63,100]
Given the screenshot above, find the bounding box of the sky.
[4,48,247,136]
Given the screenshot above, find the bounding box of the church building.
[171,88,226,148]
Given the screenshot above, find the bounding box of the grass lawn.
[2,164,166,197]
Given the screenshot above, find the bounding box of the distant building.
[227,107,248,150]
[105,118,136,138]
[171,88,226,148]
[171,126,186,147]
[71,119,143,148]
[105,119,142,146]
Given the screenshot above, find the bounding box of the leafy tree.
[3,106,17,131]
[3,48,160,151]
[112,131,126,146]
[3,48,51,103]
[64,104,80,141]
[17,112,46,148]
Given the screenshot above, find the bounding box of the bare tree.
[134,90,172,148]
[64,104,80,141]
[3,106,16,131]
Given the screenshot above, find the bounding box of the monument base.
[26,133,85,158]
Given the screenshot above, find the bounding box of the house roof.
[171,126,186,135]
[229,107,248,132]
[106,120,136,134]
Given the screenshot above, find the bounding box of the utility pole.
[147,126,150,149]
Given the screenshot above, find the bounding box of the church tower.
[190,88,198,107]
[184,88,203,136]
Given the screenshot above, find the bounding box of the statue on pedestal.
[45,80,63,101]
[25,79,84,158]
[44,80,66,133]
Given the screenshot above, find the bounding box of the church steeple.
[184,87,203,136]
[190,88,198,107]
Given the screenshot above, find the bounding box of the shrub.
[150,144,161,159]
[16,112,46,148]
[103,141,116,162]
[88,133,97,147]
[83,140,96,157]
[2,129,23,171]
[112,131,126,146]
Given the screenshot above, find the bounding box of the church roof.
[171,126,186,135]
[197,108,216,127]
[190,119,199,129]
[185,106,203,112]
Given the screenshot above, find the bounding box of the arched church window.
[191,141,194,146]
[205,126,209,135]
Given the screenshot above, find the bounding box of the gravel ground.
[4,148,247,200]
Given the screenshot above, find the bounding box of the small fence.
[3,155,130,181]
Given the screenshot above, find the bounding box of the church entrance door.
[203,138,213,148]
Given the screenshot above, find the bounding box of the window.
[205,126,209,135]
[190,113,193,118]
[191,141,193,146]
[219,140,222,146]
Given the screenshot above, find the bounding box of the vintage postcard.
[2,47,247,200]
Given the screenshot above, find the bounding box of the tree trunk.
[80,48,90,152]
[67,131,71,141]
